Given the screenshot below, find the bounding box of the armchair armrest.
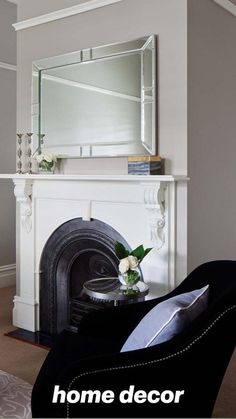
[54,305,236,418]
[32,304,236,418]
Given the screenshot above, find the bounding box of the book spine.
[128,161,163,175]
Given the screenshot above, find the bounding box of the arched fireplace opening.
[40,218,131,337]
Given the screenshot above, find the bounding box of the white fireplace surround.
[1,174,187,332]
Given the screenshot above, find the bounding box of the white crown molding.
[0,61,16,71]
[214,0,236,16]
[13,0,124,31]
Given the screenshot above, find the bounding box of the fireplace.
[40,218,132,336]
[7,174,188,333]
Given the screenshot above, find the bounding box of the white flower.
[44,154,53,163]
[127,255,139,269]
[119,257,130,274]
[36,154,44,163]
[36,153,57,163]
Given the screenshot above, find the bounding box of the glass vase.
[118,269,140,295]
[38,161,55,174]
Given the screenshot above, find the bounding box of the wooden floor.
[0,286,47,384]
[0,286,235,417]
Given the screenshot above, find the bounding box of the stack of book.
[128,156,164,175]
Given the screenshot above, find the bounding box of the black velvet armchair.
[32,261,236,418]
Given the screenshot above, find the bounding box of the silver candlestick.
[26,132,33,174]
[35,134,45,157]
[16,133,23,174]
[40,133,45,146]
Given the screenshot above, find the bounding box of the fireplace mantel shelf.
[0,173,188,182]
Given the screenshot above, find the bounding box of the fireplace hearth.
[40,218,131,336]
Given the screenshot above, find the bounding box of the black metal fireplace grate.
[39,218,130,337]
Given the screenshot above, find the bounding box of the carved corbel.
[143,182,167,248]
[13,179,32,233]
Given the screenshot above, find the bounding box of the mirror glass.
[32,35,156,158]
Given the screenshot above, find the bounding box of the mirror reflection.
[32,35,156,158]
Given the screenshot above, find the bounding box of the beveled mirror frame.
[32,35,157,158]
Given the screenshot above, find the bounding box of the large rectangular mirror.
[32,35,156,158]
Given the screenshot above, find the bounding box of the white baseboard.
[0,264,16,288]
[0,61,17,72]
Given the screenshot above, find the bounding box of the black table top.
[83,277,149,301]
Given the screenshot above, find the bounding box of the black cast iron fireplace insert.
[40,218,131,337]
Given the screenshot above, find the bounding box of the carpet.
[0,369,32,418]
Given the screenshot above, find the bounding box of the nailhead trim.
[66,305,236,417]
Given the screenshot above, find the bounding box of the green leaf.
[127,270,140,285]
[115,241,129,259]
[131,245,145,260]
[143,247,152,258]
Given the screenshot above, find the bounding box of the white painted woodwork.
[0,61,16,71]
[214,0,236,16]
[13,0,125,31]
[0,174,188,332]
[0,264,16,288]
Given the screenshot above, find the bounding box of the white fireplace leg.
[13,295,38,332]
[13,178,38,332]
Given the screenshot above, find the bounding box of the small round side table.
[83,277,149,306]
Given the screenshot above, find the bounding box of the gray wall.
[0,0,16,64]
[17,0,188,175]
[0,0,17,266]
[16,0,236,275]
[188,0,236,271]
[16,0,188,282]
